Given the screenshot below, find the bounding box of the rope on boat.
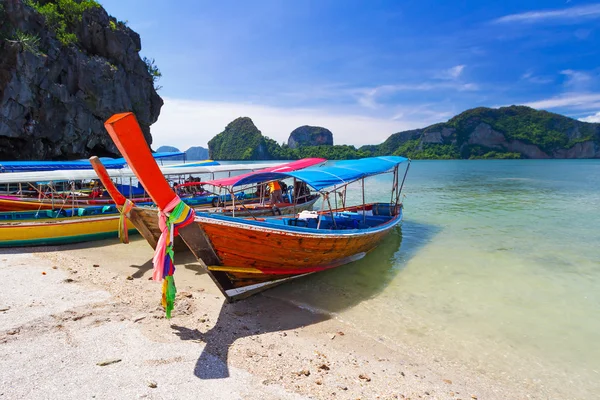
[118,199,134,244]
[152,196,196,318]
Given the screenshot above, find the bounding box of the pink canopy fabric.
[204,158,326,188]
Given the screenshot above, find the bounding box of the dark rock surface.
[0,0,162,160]
[287,126,333,149]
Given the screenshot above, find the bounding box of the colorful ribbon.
[152,196,195,318]
[118,199,134,244]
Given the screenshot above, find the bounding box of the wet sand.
[1,238,533,399]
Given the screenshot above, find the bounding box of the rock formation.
[0,0,163,160]
[156,145,180,153]
[362,106,600,159]
[208,117,273,160]
[287,125,333,149]
[185,146,209,160]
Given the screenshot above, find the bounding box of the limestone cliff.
[361,106,600,159]
[287,125,333,149]
[155,145,209,160]
[208,117,274,160]
[0,0,163,160]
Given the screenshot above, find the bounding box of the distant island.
[205,106,600,160]
[155,145,209,160]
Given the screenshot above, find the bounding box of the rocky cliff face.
[0,0,163,160]
[363,106,600,159]
[287,125,333,149]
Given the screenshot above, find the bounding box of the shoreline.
[1,239,545,399]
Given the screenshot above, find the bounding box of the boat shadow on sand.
[170,219,439,380]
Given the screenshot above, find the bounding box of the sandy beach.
[1,238,540,400]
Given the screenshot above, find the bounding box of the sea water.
[267,159,600,398]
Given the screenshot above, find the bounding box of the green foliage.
[143,57,162,89]
[11,30,41,54]
[446,105,594,153]
[27,0,100,46]
[208,107,600,160]
[208,118,372,160]
[208,117,265,160]
[109,20,117,31]
[461,145,522,159]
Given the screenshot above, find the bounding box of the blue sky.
[99,0,600,149]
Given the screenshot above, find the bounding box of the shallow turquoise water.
[269,159,600,398]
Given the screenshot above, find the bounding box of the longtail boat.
[94,113,410,317]
[0,205,139,247]
[0,161,285,212]
[0,151,189,172]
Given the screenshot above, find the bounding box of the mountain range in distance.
[158,106,600,160]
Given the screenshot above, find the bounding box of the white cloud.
[521,71,553,84]
[355,80,477,109]
[440,65,465,80]
[560,69,592,89]
[433,65,466,80]
[524,93,600,109]
[493,3,600,23]
[151,98,435,150]
[579,111,600,122]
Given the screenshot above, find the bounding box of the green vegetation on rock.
[208,117,266,160]
[362,106,600,159]
[207,107,600,160]
[26,0,100,46]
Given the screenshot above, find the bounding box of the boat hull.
[129,204,402,298]
[0,215,137,247]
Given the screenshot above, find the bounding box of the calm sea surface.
[260,159,600,399]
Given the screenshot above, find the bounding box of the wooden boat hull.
[95,112,408,303]
[0,215,137,247]
[0,197,56,211]
[128,204,402,299]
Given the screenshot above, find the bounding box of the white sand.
[0,240,536,399]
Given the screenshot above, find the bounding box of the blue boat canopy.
[231,156,409,191]
[0,152,186,172]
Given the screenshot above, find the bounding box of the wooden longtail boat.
[0,206,137,247]
[96,113,410,304]
[0,159,322,212]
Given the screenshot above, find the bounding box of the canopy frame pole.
[231,186,235,217]
[395,160,411,210]
[293,177,297,215]
[333,185,337,210]
[362,177,366,224]
[316,194,327,230]
[391,165,398,204]
[71,180,75,213]
[229,187,258,220]
[325,192,337,229]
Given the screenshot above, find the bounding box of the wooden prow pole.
[102,113,234,301]
[89,156,126,206]
[104,113,176,208]
[89,155,158,248]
